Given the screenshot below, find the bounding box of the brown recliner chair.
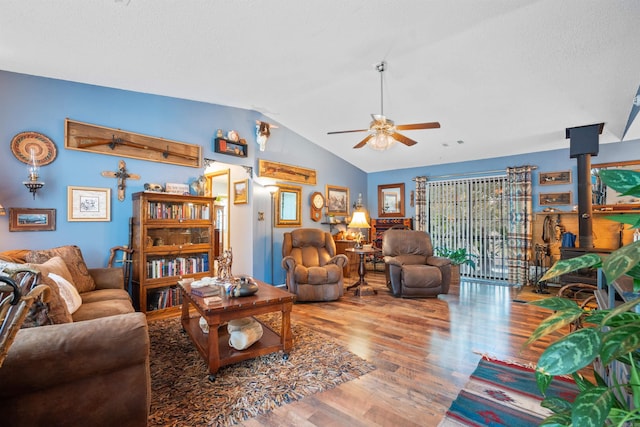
[281,228,348,302]
[383,229,452,298]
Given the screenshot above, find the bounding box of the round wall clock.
[310,191,325,222]
[11,131,57,166]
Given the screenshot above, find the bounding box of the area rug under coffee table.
[439,356,579,427]
[148,314,376,426]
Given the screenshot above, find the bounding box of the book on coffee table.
[191,285,220,297]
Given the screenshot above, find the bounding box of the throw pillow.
[25,245,96,293]
[49,272,82,314]
[24,257,74,324]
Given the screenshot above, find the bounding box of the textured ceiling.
[2,0,639,172]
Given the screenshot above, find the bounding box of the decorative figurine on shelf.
[216,248,233,281]
[190,175,207,196]
[227,130,239,142]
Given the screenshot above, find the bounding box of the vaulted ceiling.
[2,1,639,172]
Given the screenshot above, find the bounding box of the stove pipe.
[565,123,604,249]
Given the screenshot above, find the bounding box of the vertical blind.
[427,175,508,281]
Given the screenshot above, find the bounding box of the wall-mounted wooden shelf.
[214,137,247,158]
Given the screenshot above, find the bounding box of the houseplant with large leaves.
[434,247,477,286]
[526,168,640,427]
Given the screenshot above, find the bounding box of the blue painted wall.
[1,70,637,284]
[367,140,640,220]
[0,70,367,286]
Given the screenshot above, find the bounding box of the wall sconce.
[0,204,6,216]
[23,148,44,199]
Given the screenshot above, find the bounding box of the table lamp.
[348,211,370,248]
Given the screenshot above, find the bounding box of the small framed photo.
[539,170,572,185]
[9,208,56,232]
[233,179,248,204]
[68,186,111,222]
[539,192,572,206]
[326,185,349,216]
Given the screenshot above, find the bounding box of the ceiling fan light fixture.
[368,132,396,150]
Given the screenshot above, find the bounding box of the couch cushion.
[293,263,343,285]
[26,246,96,293]
[72,299,134,322]
[24,257,74,325]
[81,289,131,305]
[402,264,442,289]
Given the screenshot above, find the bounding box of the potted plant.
[525,168,640,427]
[434,247,477,286]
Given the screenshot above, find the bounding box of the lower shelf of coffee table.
[182,316,285,368]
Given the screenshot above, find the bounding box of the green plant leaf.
[525,308,584,345]
[603,241,640,283]
[539,411,572,426]
[537,328,601,376]
[603,213,640,228]
[536,370,554,395]
[600,323,640,364]
[541,396,573,413]
[602,297,640,325]
[600,169,640,195]
[528,297,580,311]
[571,387,613,427]
[602,311,640,328]
[583,310,611,325]
[539,254,602,282]
[572,372,596,392]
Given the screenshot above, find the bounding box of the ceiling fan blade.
[391,132,418,146]
[327,128,369,135]
[353,134,374,149]
[395,122,441,131]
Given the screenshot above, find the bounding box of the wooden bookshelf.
[131,192,215,318]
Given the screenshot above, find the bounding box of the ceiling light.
[367,132,396,151]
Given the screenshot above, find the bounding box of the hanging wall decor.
[65,118,201,168]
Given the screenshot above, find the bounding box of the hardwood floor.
[241,271,564,427]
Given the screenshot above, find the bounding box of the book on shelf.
[190,285,220,297]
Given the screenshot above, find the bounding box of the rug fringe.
[472,351,576,381]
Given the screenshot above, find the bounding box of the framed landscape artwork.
[9,208,56,231]
[233,179,248,204]
[326,185,349,216]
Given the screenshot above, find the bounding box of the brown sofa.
[0,246,150,427]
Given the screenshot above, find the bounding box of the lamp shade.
[0,204,5,216]
[348,211,370,229]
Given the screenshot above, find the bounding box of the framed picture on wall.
[325,185,349,216]
[67,186,111,221]
[233,179,248,204]
[539,192,572,206]
[9,208,56,232]
[539,170,572,185]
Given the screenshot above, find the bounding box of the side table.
[344,247,380,296]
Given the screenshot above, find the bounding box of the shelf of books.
[131,192,215,318]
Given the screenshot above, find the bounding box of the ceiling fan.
[327,61,440,150]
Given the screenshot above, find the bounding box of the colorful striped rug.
[439,356,579,426]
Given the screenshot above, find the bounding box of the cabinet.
[335,240,358,278]
[131,192,215,319]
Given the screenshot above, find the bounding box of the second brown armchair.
[281,228,348,302]
[383,229,452,298]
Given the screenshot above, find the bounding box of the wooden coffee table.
[178,280,295,381]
